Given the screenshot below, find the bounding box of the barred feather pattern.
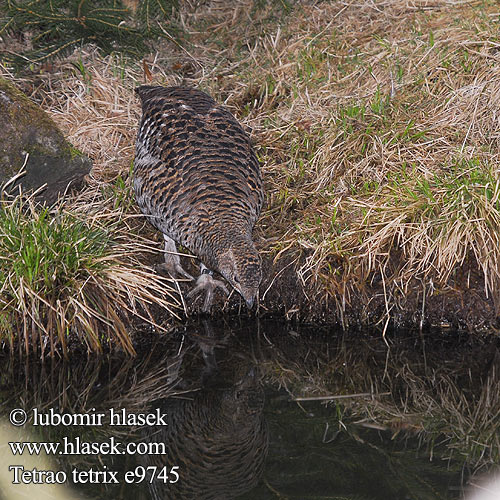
[143,375,268,500]
[134,86,264,302]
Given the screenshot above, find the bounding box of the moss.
[68,144,84,159]
[0,77,57,136]
[0,77,92,202]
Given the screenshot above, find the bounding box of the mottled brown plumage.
[134,86,263,309]
[142,365,268,500]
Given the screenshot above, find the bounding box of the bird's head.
[217,241,261,309]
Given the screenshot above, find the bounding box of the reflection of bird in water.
[143,364,268,500]
[134,86,263,311]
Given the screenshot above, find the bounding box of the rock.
[0,77,92,203]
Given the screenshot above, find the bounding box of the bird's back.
[134,86,263,265]
[143,366,268,500]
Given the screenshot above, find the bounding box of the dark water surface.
[0,319,498,499]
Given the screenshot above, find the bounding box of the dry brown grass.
[2,0,499,334]
[172,0,500,320]
[0,187,182,356]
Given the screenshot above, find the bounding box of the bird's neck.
[200,224,254,270]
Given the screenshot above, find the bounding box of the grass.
[203,0,500,325]
[0,188,181,356]
[0,0,499,343]
[303,158,500,298]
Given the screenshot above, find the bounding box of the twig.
[293,392,391,402]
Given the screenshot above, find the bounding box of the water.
[0,319,498,499]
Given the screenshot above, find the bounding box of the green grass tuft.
[0,200,109,292]
[0,192,181,356]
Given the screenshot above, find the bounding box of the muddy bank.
[157,250,499,334]
[259,254,500,332]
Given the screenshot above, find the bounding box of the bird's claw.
[187,273,229,312]
[154,261,193,280]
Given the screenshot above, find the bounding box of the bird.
[142,362,269,500]
[134,86,263,311]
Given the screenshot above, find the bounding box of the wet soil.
[168,251,500,335]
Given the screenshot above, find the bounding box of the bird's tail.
[134,85,161,103]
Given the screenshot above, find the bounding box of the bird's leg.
[187,263,229,312]
[155,234,193,280]
[199,319,218,382]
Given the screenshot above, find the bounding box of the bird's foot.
[187,269,229,312]
[154,260,193,280]
[156,234,194,280]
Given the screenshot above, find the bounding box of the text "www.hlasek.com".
[9,437,166,456]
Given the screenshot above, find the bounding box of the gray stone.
[0,77,92,203]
